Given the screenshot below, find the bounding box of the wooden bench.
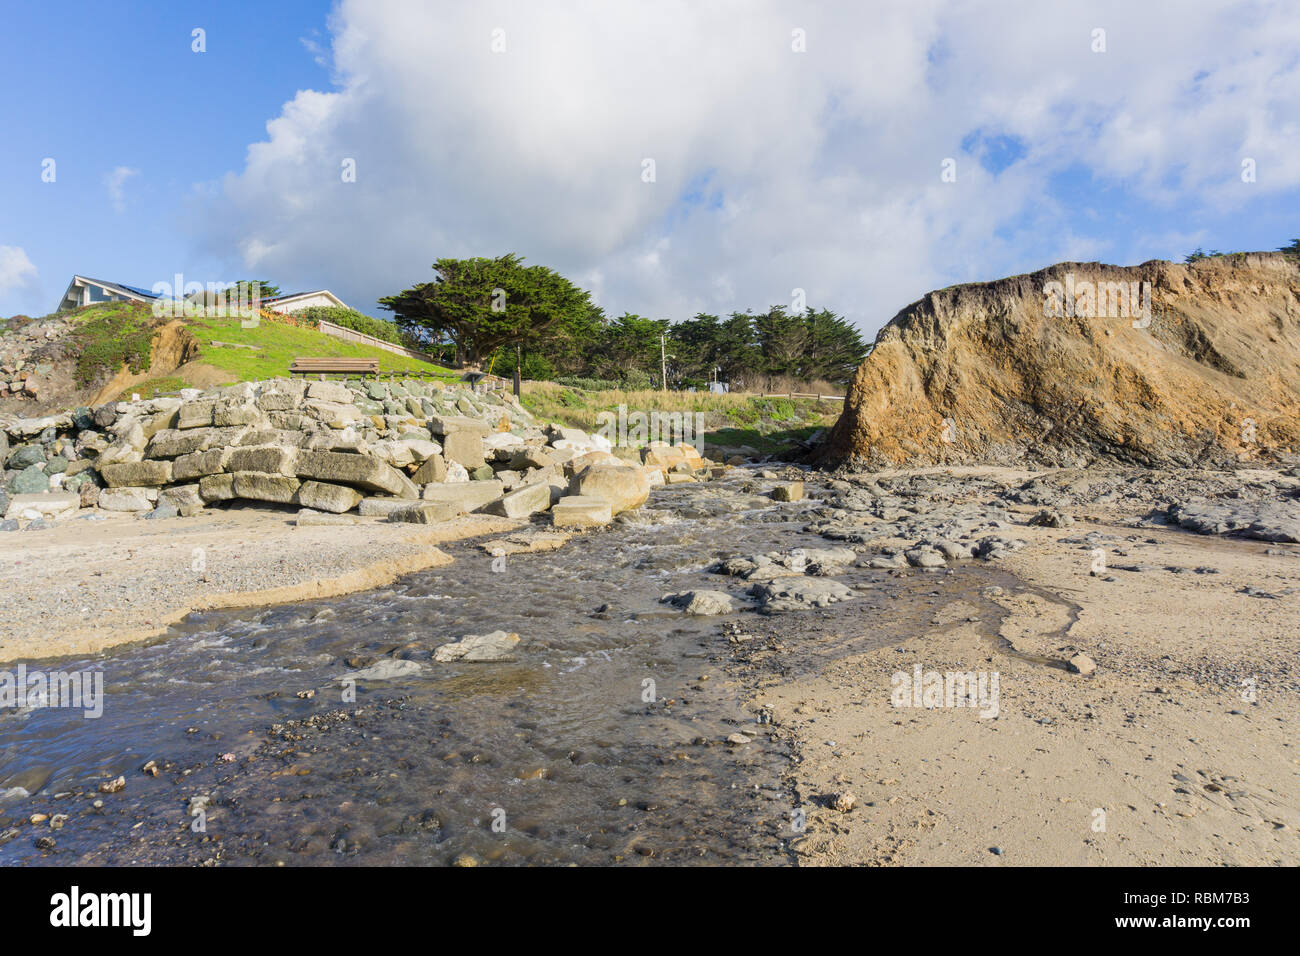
[289,357,380,379]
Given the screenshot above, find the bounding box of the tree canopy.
[377,255,870,388]
[378,254,601,366]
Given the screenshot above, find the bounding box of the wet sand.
[756,476,1300,866]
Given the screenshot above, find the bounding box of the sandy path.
[0,508,523,662]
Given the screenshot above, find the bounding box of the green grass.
[706,424,827,454]
[519,381,840,451]
[68,301,158,385]
[115,376,189,401]
[187,315,461,384]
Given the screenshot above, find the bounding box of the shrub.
[295,306,411,347]
[71,303,156,386]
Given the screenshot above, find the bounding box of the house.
[56,276,159,312]
[56,276,350,315]
[263,290,350,313]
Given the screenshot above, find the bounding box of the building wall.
[271,292,341,313]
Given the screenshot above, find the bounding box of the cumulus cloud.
[196,0,1300,336]
[0,246,37,296]
[104,166,140,213]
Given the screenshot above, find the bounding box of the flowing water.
[0,473,1011,866]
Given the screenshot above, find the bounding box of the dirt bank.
[822,252,1300,469]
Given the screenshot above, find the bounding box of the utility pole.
[660,333,667,392]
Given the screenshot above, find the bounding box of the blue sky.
[2,1,1298,335]
[0,0,334,312]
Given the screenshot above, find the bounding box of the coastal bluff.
[821,252,1300,470]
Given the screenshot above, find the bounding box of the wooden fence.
[316,320,443,365]
[760,392,845,402]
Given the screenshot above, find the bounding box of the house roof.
[264,290,346,304]
[75,276,160,299]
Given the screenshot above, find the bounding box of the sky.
[2,0,1298,338]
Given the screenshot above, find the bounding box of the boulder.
[295,449,417,498]
[172,448,231,481]
[420,479,504,513]
[4,413,73,439]
[302,400,364,428]
[349,659,423,681]
[428,414,492,436]
[198,474,237,502]
[551,495,612,528]
[98,487,159,512]
[642,442,687,472]
[159,484,205,517]
[359,497,421,517]
[4,492,79,521]
[231,472,301,504]
[771,481,805,502]
[568,463,650,514]
[370,438,442,468]
[413,452,449,486]
[661,590,734,616]
[99,460,173,488]
[441,430,486,469]
[226,445,298,477]
[145,429,211,458]
[176,400,217,429]
[566,450,622,475]
[433,630,521,663]
[904,547,946,568]
[8,465,50,495]
[296,480,363,514]
[95,441,143,467]
[385,501,461,524]
[548,425,588,445]
[304,380,353,404]
[214,400,265,426]
[296,510,358,527]
[483,481,551,519]
[1068,654,1097,676]
[6,444,46,469]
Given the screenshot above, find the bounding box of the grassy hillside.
[185,314,462,384]
[520,380,841,454]
[14,305,842,456]
[16,302,462,402]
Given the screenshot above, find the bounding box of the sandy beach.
[0,508,523,662]
[755,469,1300,866]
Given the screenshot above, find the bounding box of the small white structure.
[263,290,350,313]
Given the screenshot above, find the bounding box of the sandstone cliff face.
[821,253,1300,469]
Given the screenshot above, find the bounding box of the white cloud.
[0,246,37,296]
[103,166,140,213]
[196,0,1300,337]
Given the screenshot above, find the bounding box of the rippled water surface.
[0,474,1008,865]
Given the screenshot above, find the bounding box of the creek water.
[0,473,1010,866]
